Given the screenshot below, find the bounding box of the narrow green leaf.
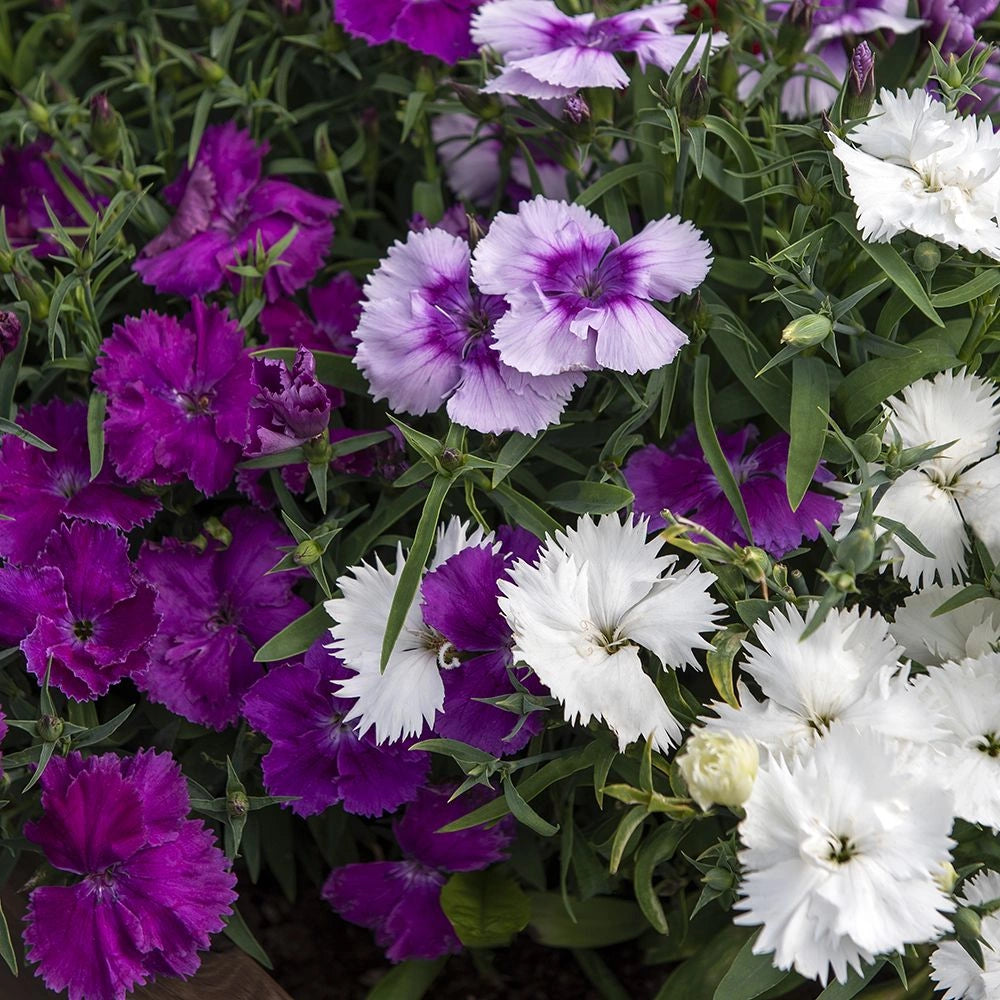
[23,739,56,792]
[0,896,16,975]
[633,821,688,934]
[365,960,447,1000]
[503,773,560,837]
[548,480,633,516]
[87,390,106,481]
[609,806,647,874]
[491,481,561,539]
[575,163,661,208]
[529,893,647,949]
[254,604,331,662]
[930,268,1000,308]
[187,89,217,168]
[440,869,531,948]
[71,705,134,749]
[713,931,788,1000]
[223,906,273,970]
[786,357,829,511]
[706,628,746,709]
[815,960,884,999]
[931,584,993,616]
[492,432,542,489]
[572,949,631,1000]
[0,416,55,451]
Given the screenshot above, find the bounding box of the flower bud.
[953,905,983,942]
[935,861,959,893]
[0,311,22,360]
[830,569,856,592]
[193,53,226,84]
[775,0,814,66]
[15,273,49,321]
[679,71,711,129]
[438,447,465,474]
[836,527,875,574]
[843,42,875,120]
[792,163,816,206]
[563,94,590,124]
[854,432,882,462]
[196,0,232,24]
[944,54,964,90]
[89,93,120,160]
[677,730,759,811]
[302,435,334,465]
[38,714,64,742]
[293,539,323,566]
[226,789,250,818]
[914,240,941,273]
[314,125,338,173]
[739,546,771,583]
[17,91,51,130]
[781,312,831,347]
[450,82,504,120]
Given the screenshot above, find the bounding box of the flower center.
[73,619,95,641]
[208,602,238,631]
[826,834,857,865]
[175,389,214,417]
[53,468,88,499]
[421,628,460,670]
[575,271,603,301]
[977,732,1000,757]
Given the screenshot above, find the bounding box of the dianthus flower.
[472,0,725,98]
[93,298,255,496]
[0,522,158,700]
[24,751,236,1000]
[138,508,309,730]
[134,123,338,300]
[498,514,723,751]
[625,425,841,556]
[335,0,480,63]
[324,785,514,962]
[354,226,582,435]
[890,583,1000,665]
[242,639,429,817]
[471,196,711,375]
[931,870,1000,1000]
[830,89,1000,260]
[259,273,362,354]
[0,399,158,564]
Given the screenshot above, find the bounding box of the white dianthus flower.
[931,871,1000,1000]
[677,730,758,811]
[736,725,956,986]
[497,514,722,752]
[891,583,1000,666]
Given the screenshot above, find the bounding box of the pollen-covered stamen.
[420,627,461,670]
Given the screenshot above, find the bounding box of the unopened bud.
[739,546,772,583]
[314,125,338,173]
[226,790,250,818]
[0,311,22,360]
[830,569,856,592]
[563,94,590,124]
[680,71,711,128]
[914,240,941,273]
[438,447,465,473]
[944,54,964,90]
[781,312,831,347]
[15,273,49,321]
[450,82,504,120]
[89,93,120,160]
[193,53,226,84]
[302,435,333,465]
[837,528,875,574]
[677,730,759,812]
[16,92,50,129]
[844,42,875,120]
[792,163,816,206]
[203,517,232,548]
[38,714,64,742]
[196,0,232,24]
[855,432,882,463]
[953,905,983,941]
[935,861,959,894]
[293,539,323,566]
[775,0,814,66]
[415,65,436,95]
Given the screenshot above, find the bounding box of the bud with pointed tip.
[781,312,831,347]
[38,714,64,742]
[775,0,814,66]
[89,93,120,160]
[16,91,50,129]
[844,42,875,120]
[451,82,503,120]
[680,70,711,129]
[193,53,226,84]
[293,539,323,566]
[226,790,250,818]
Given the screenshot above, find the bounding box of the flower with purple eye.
[242,639,430,817]
[0,398,159,565]
[23,750,236,1000]
[324,784,514,962]
[624,425,842,557]
[137,508,309,731]
[471,196,711,376]
[134,123,339,301]
[421,528,547,756]
[93,298,255,496]
[335,0,481,63]
[472,0,726,98]
[0,522,159,701]
[259,272,363,355]
[354,226,582,435]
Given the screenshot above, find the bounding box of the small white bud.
[934,861,959,894]
[677,730,759,812]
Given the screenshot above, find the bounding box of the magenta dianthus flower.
[242,640,429,817]
[24,751,236,1000]
[472,196,711,376]
[472,0,725,98]
[0,399,159,564]
[625,426,842,557]
[259,272,362,354]
[94,298,255,496]
[324,784,514,962]
[0,522,158,700]
[134,123,338,301]
[335,0,481,63]
[137,508,308,730]
[354,226,582,435]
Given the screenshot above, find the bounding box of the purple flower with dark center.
[0,140,106,257]
[0,399,159,564]
[134,123,339,301]
[625,425,842,557]
[0,310,20,360]
[472,196,711,376]
[421,528,545,756]
[0,522,158,700]
[335,0,481,63]
[472,0,725,98]
[259,273,362,355]
[242,639,429,817]
[324,784,514,962]
[23,750,237,1000]
[247,348,336,456]
[138,508,309,730]
[355,226,582,435]
[93,298,255,496]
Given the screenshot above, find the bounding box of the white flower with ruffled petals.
[497,514,722,751]
[891,583,1000,666]
[931,870,1000,1000]
[737,725,956,986]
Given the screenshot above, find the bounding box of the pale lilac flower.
[472,196,711,376]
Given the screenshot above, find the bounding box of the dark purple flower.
[0,309,21,359]
[0,522,158,700]
[24,750,237,1000]
[134,123,339,301]
[323,784,514,962]
[921,0,998,54]
[0,140,106,257]
[138,508,309,730]
[625,426,842,558]
[421,529,544,756]
[335,0,480,63]
[247,348,336,456]
[242,640,429,817]
[259,273,362,354]
[94,298,255,496]
[0,399,159,564]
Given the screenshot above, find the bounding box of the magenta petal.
[0,564,62,644]
[334,735,429,818]
[119,750,192,847]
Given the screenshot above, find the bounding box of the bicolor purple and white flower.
[471,196,711,376]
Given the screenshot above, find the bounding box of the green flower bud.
[15,273,49,321]
[38,714,64,742]
[843,42,875,121]
[830,570,856,593]
[837,528,875,574]
[792,163,816,206]
[944,54,964,90]
[314,125,338,173]
[914,241,941,274]
[781,313,832,347]
[953,905,983,942]
[193,53,226,84]
[854,432,882,463]
[704,868,738,892]
[739,546,772,583]
[302,435,334,465]
[196,0,231,24]
[16,92,51,129]
[775,0,813,66]
[437,448,465,474]
[679,71,711,129]
[450,82,504,120]
[293,539,323,566]
[202,517,232,548]
[226,790,250,818]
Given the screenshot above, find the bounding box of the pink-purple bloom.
[259,272,362,354]
[472,196,711,376]
[0,309,21,359]
[242,639,429,817]
[354,226,582,435]
[137,508,309,731]
[94,298,255,496]
[921,0,998,53]
[335,0,481,63]
[0,399,159,564]
[324,784,514,962]
[134,123,338,301]
[24,750,236,1000]
[472,0,725,98]
[625,425,842,557]
[0,522,159,700]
